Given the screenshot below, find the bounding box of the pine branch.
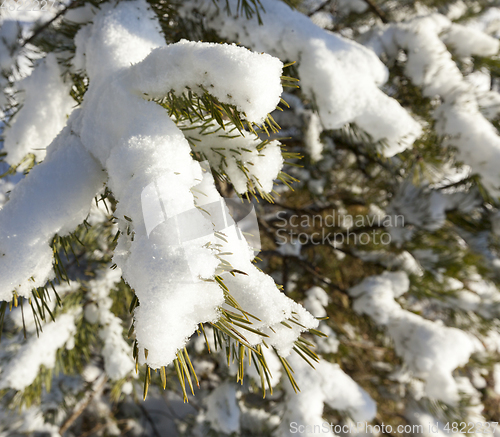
[362,0,389,23]
[59,374,107,435]
[20,0,83,48]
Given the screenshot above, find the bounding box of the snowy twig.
[21,0,83,48]
[59,374,107,436]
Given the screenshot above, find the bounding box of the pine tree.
[1,0,500,436]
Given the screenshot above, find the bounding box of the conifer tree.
[1,0,500,436]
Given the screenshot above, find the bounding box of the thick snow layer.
[0,310,79,390]
[0,129,106,300]
[349,272,483,405]
[279,355,376,435]
[191,170,319,358]
[180,0,422,157]
[125,40,283,124]
[365,13,500,193]
[0,0,316,371]
[3,53,75,166]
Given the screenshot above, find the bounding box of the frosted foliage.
[0,0,317,370]
[85,268,135,380]
[9,281,79,334]
[180,0,422,157]
[0,311,78,390]
[366,14,500,193]
[0,407,59,437]
[191,171,319,358]
[386,183,450,245]
[3,53,75,166]
[0,132,106,300]
[279,355,376,436]
[349,272,483,405]
[0,20,20,109]
[181,121,283,194]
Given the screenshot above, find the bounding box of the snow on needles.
[0,310,79,391]
[3,53,75,166]
[349,271,483,405]
[0,0,317,370]
[279,355,376,435]
[180,0,422,158]
[365,13,500,194]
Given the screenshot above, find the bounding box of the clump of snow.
[349,271,483,405]
[279,354,376,435]
[0,131,106,299]
[0,0,316,372]
[3,53,75,166]
[0,310,79,390]
[204,382,240,435]
[303,286,329,318]
[0,406,60,437]
[494,363,500,395]
[180,0,422,157]
[303,111,324,162]
[85,267,135,380]
[365,13,500,193]
[336,0,368,15]
[126,39,283,124]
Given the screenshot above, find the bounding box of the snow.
[180,121,283,194]
[0,0,316,370]
[279,355,376,435]
[3,53,75,166]
[0,310,79,391]
[0,406,60,437]
[494,363,500,395]
[275,93,325,160]
[349,271,484,405]
[2,0,500,434]
[180,0,422,157]
[0,130,106,300]
[442,23,499,57]
[85,267,135,380]
[365,13,500,193]
[204,382,240,435]
[125,39,283,124]
[303,286,329,318]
